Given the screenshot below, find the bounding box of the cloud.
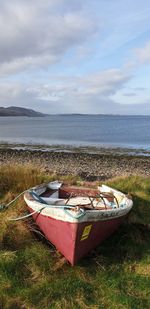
[0,67,134,113]
[0,1,150,115]
[134,87,146,91]
[136,41,150,64]
[0,0,97,75]
[0,68,149,115]
[0,83,23,100]
[123,92,137,97]
[27,68,131,99]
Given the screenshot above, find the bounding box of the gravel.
[0,148,150,181]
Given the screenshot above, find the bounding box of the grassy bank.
[0,165,150,309]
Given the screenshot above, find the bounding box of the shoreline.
[0,142,150,156]
[0,145,150,180]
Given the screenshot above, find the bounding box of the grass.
[0,164,150,309]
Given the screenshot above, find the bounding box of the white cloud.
[0,0,150,115]
[0,83,23,100]
[0,0,97,75]
[0,67,133,113]
[123,92,137,97]
[37,68,131,100]
[0,65,149,115]
[136,41,150,64]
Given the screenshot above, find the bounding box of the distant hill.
[0,106,47,117]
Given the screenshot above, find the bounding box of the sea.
[0,115,150,154]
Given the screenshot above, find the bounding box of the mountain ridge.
[0,106,46,117]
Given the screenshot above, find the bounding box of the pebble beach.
[0,146,150,180]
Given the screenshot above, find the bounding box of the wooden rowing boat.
[24,181,133,265]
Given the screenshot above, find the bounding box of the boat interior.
[33,183,126,210]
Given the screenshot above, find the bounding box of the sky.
[0,0,150,114]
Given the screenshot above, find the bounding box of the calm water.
[0,115,150,150]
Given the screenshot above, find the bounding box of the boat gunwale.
[24,192,133,223]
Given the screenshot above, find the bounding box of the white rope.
[0,187,34,211]
[9,206,47,221]
[6,190,28,207]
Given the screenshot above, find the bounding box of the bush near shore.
[0,165,150,309]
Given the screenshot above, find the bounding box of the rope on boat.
[1,185,125,221]
[0,187,47,214]
[7,189,85,221]
[5,188,122,221]
[9,206,47,221]
[0,185,48,213]
[30,190,86,219]
[29,190,48,204]
[9,203,86,221]
[0,189,29,212]
[0,184,48,212]
[64,207,85,219]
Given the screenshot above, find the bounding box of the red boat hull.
[32,210,126,265]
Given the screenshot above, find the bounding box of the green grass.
[0,165,150,309]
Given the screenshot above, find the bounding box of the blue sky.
[0,0,150,114]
